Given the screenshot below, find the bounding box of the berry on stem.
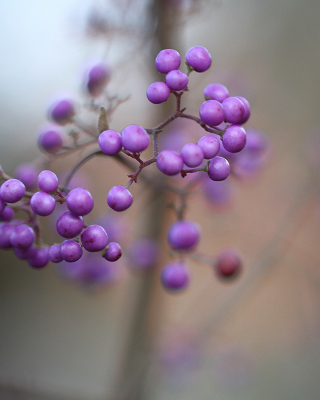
[156,150,183,176]
[214,249,242,281]
[165,70,188,91]
[161,262,189,292]
[207,157,230,181]
[107,186,133,212]
[222,125,247,153]
[121,125,150,153]
[204,83,229,103]
[155,49,181,74]
[81,224,108,252]
[185,46,212,73]
[199,100,225,127]
[66,187,94,216]
[0,179,25,203]
[167,220,200,250]
[146,82,170,104]
[98,130,122,156]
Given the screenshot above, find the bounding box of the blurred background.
[1,0,320,399]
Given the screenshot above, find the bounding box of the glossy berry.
[203,83,229,103]
[37,170,59,193]
[121,125,150,153]
[81,224,108,252]
[156,150,183,176]
[98,130,122,155]
[181,143,204,167]
[167,220,200,250]
[208,157,230,181]
[199,100,225,127]
[146,82,171,104]
[48,244,63,263]
[28,247,49,269]
[85,62,110,97]
[30,192,56,216]
[56,211,84,239]
[103,242,122,262]
[38,127,63,153]
[155,49,181,74]
[0,179,25,203]
[161,262,189,292]
[214,249,242,280]
[197,135,220,159]
[165,70,188,91]
[60,240,83,262]
[14,163,38,190]
[49,98,75,125]
[222,97,245,124]
[222,125,247,153]
[107,186,133,212]
[185,46,211,72]
[66,187,94,216]
[236,96,251,124]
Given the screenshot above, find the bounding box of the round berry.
[107,186,133,212]
[66,187,94,216]
[30,192,56,216]
[161,262,189,292]
[146,82,170,104]
[56,211,84,239]
[165,70,188,91]
[98,130,122,155]
[214,249,242,280]
[155,49,181,74]
[181,143,204,168]
[0,222,15,249]
[28,247,49,269]
[0,179,25,203]
[222,125,247,153]
[60,240,83,262]
[10,224,35,249]
[203,83,229,102]
[207,157,230,181]
[37,170,59,193]
[236,96,251,124]
[185,46,211,72]
[156,150,183,176]
[222,97,245,124]
[14,245,36,260]
[167,220,200,250]
[0,206,14,222]
[121,125,150,153]
[48,244,63,263]
[38,127,63,153]
[81,224,108,252]
[103,242,122,262]
[85,62,110,97]
[197,135,220,159]
[49,98,75,125]
[199,100,225,127]
[14,163,39,190]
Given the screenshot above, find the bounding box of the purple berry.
[126,238,159,271]
[222,125,247,153]
[38,127,63,153]
[30,192,56,216]
[56,211,84,239]
[0,179,25,203]
[155,49,181,74]
[222,97,245,124]
[181,143,204,167]
[156,150,183,176]
[161,262,189,292]
[48,244,63,263]
[0,222,15,249]
[28,247,49,269]
[146,82,171,104]
[208,157,230,181]
[85,62,110,97]
[49,98,75,125]
[98,130,122,155]
[214,249,242,281]
[14,245,36,260]
[185,46,211,72]
[203,83,229,103]
[199,100,225,127]
[37,170,59,193]
[81,224,108,252]
[236,96,251,124]
[10,224,35,249]
[165,70,188,91]
[107,186,133,212]
[66,187,94,216]
[0,206,14,221]
[121,125,150,153]
[167,220,200,250]
[103,242,122,262]
[14,163,39,190]
[60,240,83,262]
[197,135,220,159]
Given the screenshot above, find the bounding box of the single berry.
[10,224,35,249]
[197,135,220,159]
[222,125,247,153]
[236,96,251,124]
[161,262,189,292]
[28,247,49,269]
[0,179,25,203]
[38,127,63,153]
[203,83,229,102]
[0,206,14,222]
[66,187,94,216]
[199,100,225,127]
[48,244,63,263]
[81,224,108,252]
[146,82,171,104]
[165,70,188,91]
[103,242,122,262]
[60,240,83,262]
[156,150,183,176]
[208,157,230,181]
[14,163,39,190]
[49,98,75,125]
[167,220,200,250]
[222,97,245,124]
[155,49,181,74]
[185,46,211,72]
[98,130,122,155]
[181,143,204,167]
[85,62,110,97]
[30,192,56,216]
[121,125,150,153]
[107,186,133,212]
[56,211,84,239]
[214,249,242,280]
[37,170,59,193]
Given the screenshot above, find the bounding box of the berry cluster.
[0,46,267,292]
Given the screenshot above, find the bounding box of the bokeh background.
[1,0,320,399]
